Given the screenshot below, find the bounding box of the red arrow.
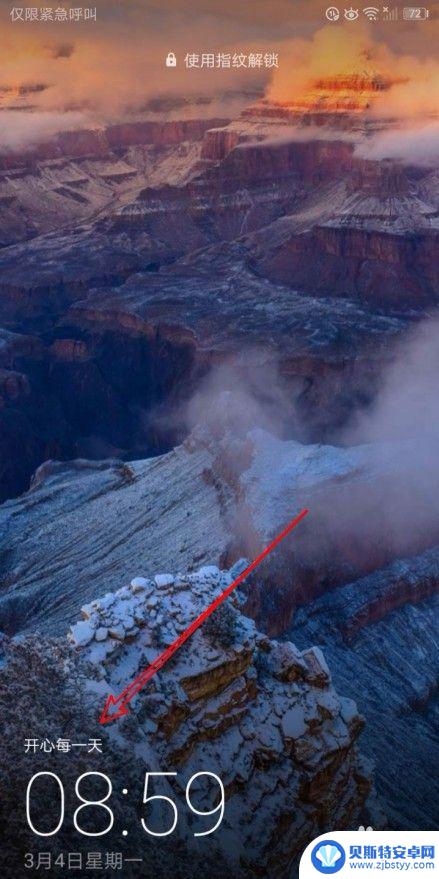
[99,508,309,724]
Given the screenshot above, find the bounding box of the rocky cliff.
[0,117,225,248]
[0,95,437,500]
[1,418,437,832]
[0,558,375,877]
[0,220,409,500]
[66,563,372,875]
[291,555,439,830]
[1,59,438,878]
[240,72,406,131]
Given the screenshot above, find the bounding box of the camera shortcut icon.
[166,52,177,67]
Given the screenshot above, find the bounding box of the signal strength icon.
[363,5,380,18]
[382,6,399,19]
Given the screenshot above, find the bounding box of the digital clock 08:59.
[26,771,225,838]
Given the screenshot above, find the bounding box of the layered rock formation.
[241,72,408,131]
[2,422,439,634]
[0,86,437,500]
[0,117,226,247]
[67,564,372,874]
[1,422,437,832]
[0,226,409,500]
[291,554,439,830]
[0,77,438,850]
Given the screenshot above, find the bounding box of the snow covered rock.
[197,565,220,578]
[154,573,174,588]
[130,576,152,593]
[268,641,309,682]
[108,625,125,641]
[67,563,372,874]
[95,627,108,642]
[281,704,308,743]
[80,602,95,620]
[302,646,331,687]
[69,620,95,647]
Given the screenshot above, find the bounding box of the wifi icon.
[363,5,379,18]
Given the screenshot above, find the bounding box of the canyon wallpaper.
[0,1,438,877]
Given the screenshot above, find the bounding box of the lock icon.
[166,52,177,68]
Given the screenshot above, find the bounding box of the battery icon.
[403,7,430,18]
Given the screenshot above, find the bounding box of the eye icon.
[344,6,360,19]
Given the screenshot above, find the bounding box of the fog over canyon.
[0,38,438,874]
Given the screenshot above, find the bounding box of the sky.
[0,0,438,144]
